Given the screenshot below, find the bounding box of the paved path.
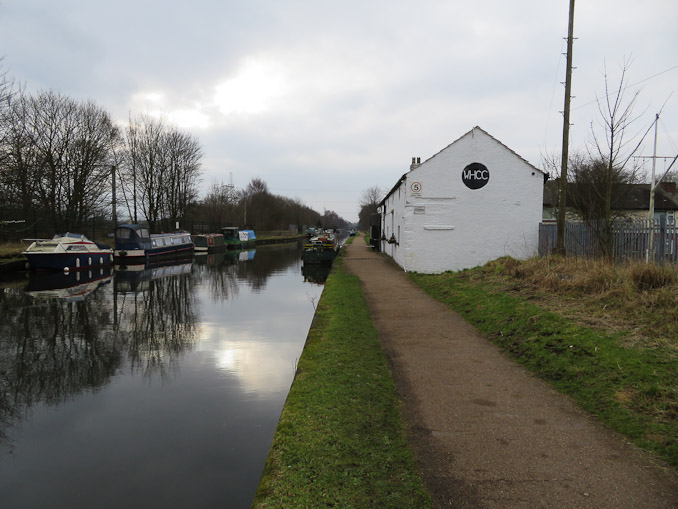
[343,238,678,508]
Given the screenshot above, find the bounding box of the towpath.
[342,238,678,508]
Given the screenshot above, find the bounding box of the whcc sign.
[462,162,490,190]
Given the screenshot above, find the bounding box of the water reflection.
[302,262,332,284]
[113,259,199,379]
[0,270,117,446]
[25,267,113,301]
[0,242,321,508]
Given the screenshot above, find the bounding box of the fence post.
[658,214,666,264]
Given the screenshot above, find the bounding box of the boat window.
[140,228,150,239]
[67,245,88,251]
[116,228,131,240]
[152,239,158,247]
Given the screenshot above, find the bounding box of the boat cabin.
[115,224,152,252]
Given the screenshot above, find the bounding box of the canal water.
[0,242,331,508]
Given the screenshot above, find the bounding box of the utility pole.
[556,0,576,255]
[635,113,678,262]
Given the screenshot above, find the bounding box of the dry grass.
[478,256,678,350]
[0,241,25,258]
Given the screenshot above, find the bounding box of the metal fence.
[539,217,678,264]
[0,217,115,243]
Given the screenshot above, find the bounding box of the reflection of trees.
[0,265,199,448]
[193,251,241,302]
[113,264,199,378]
[0,283,117,446]
[302,263,331,284]
[235,243,304,292]
[193,242,305,301]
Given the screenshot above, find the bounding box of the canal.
[0,241,331,508]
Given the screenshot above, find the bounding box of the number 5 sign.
[410,181,422,194]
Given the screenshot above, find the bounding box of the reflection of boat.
[114,259,193,293]
[192,233,225,252]
[25,266,113,301]
[301,230,338,264]
[239,249,256,262]
[221,227,256,250]
[193,251,228,266]
[22,233,114,271]
[302,263,331,283]
[114,224,194,262]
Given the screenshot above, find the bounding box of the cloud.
[1,0,677,221]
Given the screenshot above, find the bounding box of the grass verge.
[253,254,431,508]
[411,256,678,468]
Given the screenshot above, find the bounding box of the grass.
[253,254,431,508]
[411,256,678,468]
[0,241,24,258]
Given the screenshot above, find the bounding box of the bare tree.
[358,185,382,231]
[161,127,202,230]
[197,181,238,230]
[0,57,15,121]
[1,91,40,222]
[120,114,202,231]
[0,90,117,232]
[583,59,648,258]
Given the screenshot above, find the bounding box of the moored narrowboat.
[192,233,225,252]
[114,224,194,262]
[301,230,338,264]
[221,227,257,250]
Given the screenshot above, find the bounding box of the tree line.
[0,61,348,239]
[193,177,349,233]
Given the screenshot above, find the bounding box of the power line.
[572,64,678,111]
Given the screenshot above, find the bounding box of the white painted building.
[378,126,545,273]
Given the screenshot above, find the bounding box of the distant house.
[378,126,545,273]
[542,180,678,224]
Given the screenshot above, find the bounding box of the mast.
[111,165,118,228]
[556,0,576,255]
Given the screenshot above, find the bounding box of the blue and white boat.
[114,224,194,262]
[22,232,114,271]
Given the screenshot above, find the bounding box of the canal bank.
[253,243,431,507]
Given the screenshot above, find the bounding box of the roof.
[543,181,678,211]
[379,126,543,208]
[429,126,542,174]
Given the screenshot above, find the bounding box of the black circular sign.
[461,162,490,190]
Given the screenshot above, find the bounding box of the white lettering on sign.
[462,169,489,180]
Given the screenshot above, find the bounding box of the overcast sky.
[1,0,677,222]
